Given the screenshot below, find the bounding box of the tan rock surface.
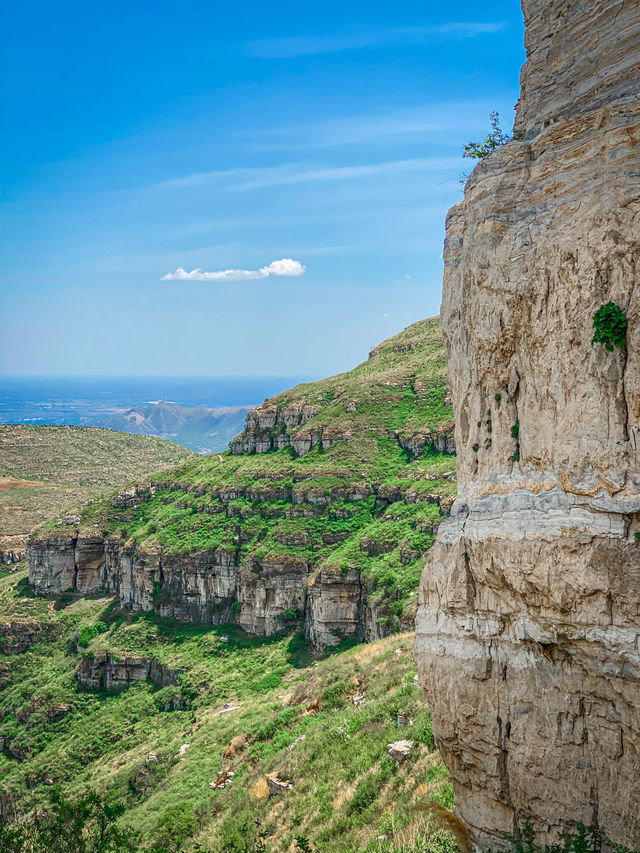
[415,0,640,847]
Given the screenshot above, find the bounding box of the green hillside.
[0,317,462,851]
[41,317,454,630]
[0,426,196,564]
[0,570,459,853]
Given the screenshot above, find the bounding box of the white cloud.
[248,22,506,58]
[161,258,306,282]
[157,157,458,192]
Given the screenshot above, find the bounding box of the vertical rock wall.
[415,0,640,847]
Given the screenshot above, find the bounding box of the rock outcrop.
[28,318,456,649]
[415,0,640,848]
[75,653,182,693]
[0,621,43,654]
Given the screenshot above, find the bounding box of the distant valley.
[0,376,311,454]
[99,401,251,454]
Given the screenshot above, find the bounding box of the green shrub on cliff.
[463,112,511,160]
[485,818,638,853]
[592,302,627,351]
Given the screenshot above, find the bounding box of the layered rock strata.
[28,535,397,648]
[415,0,640,847]
[75,653,182,693]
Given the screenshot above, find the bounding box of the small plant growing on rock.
[485,817,638,853]
[463,112,511,160]
[592,302,627,351]
[510,420,520,463]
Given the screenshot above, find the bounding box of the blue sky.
[1,0,525,377]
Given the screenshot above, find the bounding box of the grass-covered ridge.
[0,570,456,852]
[39,318,455,626]
[0,425,196,563]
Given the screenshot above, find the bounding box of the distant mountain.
[99,401,252,453]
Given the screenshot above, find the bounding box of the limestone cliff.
[415,0,640,847]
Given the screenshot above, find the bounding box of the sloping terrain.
[29,317,455,645]
[0,426,195,564]
[0,568,458,853]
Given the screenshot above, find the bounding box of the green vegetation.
[77,621,108,648]
[0,425,195,562]
[36,318,455,624]
[0,319,460,850]
[0,787,138,852]
[485,818,638,853]
[510,421,520,463]
[0,569,455,852]
[463,112,511,161]
[592,302,627,351]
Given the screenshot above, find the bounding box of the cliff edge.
[415,0,640,847]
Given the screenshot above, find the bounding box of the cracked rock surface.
[415,0,640,847]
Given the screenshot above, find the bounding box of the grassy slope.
[0,426,195,560]
[0,318,460,851]
[55,318,455,622]
[0,569,457,853]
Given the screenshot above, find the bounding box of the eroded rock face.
[27,537,394,648]
[415,0,640,847]
[0,621,43,654]
[75,653,182,693]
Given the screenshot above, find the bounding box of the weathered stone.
[387,740,413,763]
[415,0,640,848]
[285,734,306,753]
[75,653,181,693]
[265,773,292,795]
[0,621,43,654]
[28,535,393,649]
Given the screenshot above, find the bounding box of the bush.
[0,787,138,852]
[413,710,435,748]
[349,773,379,814]
[77,621,108,649]
[592,302,627,351]
[216,807,260,853]
[148,803,197,853]
[486,818,639,853]
[349,756,395,814]
[463,112,511,160]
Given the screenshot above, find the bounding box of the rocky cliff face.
[415,0,640,847]
[28,522,415,649]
